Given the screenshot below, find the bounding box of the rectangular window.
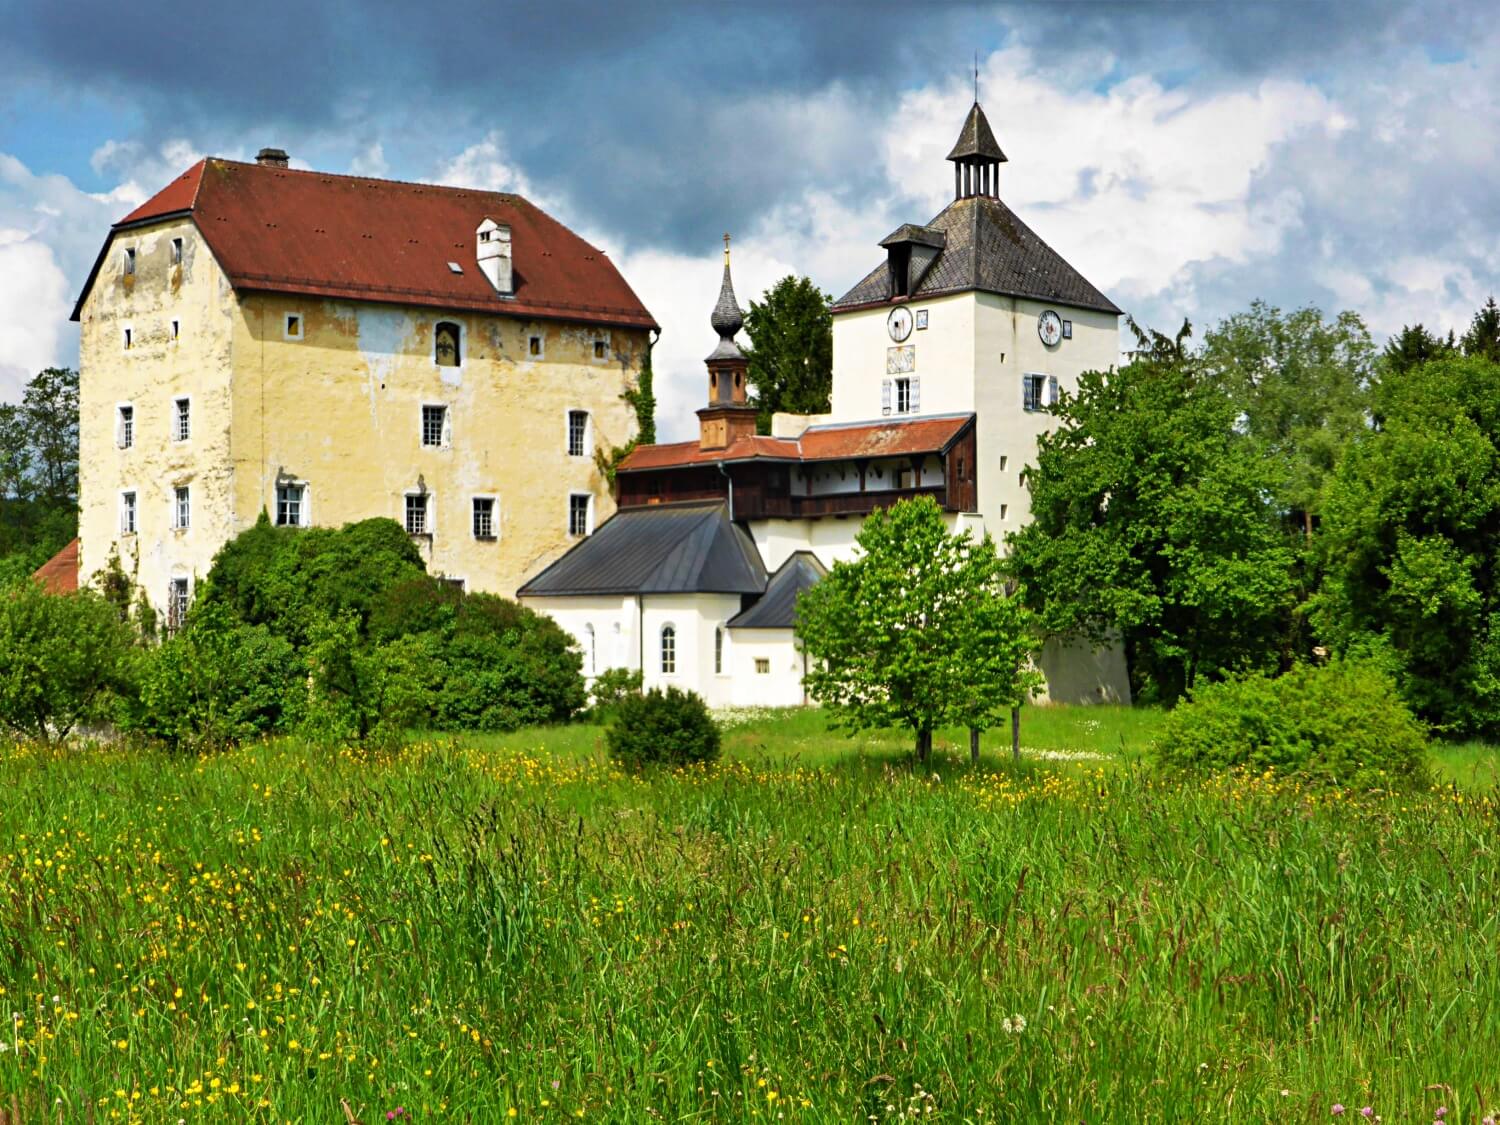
[123,327,132,350]
[118,405,134,449]
[173,485,190,530]
[529,335,542,357]
[755,658,770,675]
[441,577,466,592]
[123,247,135,276]
[568,493,590,537]
[285,314,302,340]
[174,397,190,442]
[1022,373,1048,412]
[120,491,137,534]
[275,483,305,527]
[1000,503,1009,520]
[894,376,920,414]
[472,497,495,539]
[567,410,588,457]
[660,627,676,675]
[167,578,190,633]
[999,454,1008,471]
[714,627,724,675]
[405,494,428,536]
[593,340,607,359]
[421,404,447,448]
[170,319,180,342]
[170,237,183,265]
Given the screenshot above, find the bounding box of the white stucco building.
[520,101,1131,706]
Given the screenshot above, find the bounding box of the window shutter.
[1048,375,1059,406]
[1022,375,1035,412]
[910,377,920,412]
[881,379,892,415]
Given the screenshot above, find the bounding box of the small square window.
[170,237,183,265]
[173,485,191,530]
[123,247,135,276]
[285,314,302,340]
[275,483,305,527]
[118,405,134,449]
[120,491,137,534]
[755,658,770,675]
[529,335,543,357]
[174,397,191,442]
[593,340,607,359]
[421,405,447,447]
[123,327,133,350]
[567,410,588,457]
[170,319,180,342]
[915,309,929,330]
[568,493,590,537]
[472,497,496,539]
[405,494,429,536]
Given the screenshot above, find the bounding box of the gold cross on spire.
[723,232,731,264]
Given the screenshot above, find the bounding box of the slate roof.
[516,502,766,598]
[31,538,79,594]
[728,552,826,630]
[618,413,974,472]
[72,158,657,330]
[831,194,1120,316]
[947,102,1008,163]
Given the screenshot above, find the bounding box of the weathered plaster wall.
[77,219,238,607]
[229,295,646,597]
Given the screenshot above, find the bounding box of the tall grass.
[2,724,1498,1122]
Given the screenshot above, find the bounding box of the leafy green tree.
[1382,323,1455,376]
[1461,296,1500,364]
[21,366,80,506]
[1006,324,1296,703]
[0,367,79,578]
[1200,302,1373,537]
[743,275,833,433]
[0,578,137,743]
[796,496,1037,760]
[1312,353,1500,736]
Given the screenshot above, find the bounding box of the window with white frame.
[275,483,306,527]
[660,625,676,674]
[167,578,190,633]
[120,491,137,534]
[714,626,725,675]
[405,493,429,536]
[1022,373,1057,412]
[472,497,496,539]
[284,314,302,340]
[173,397,191,442]
[123,247,135,276]
[567,410,588,457]
[584,624,596,676]
[118,405,134,449]
[173,485,191,530]
[568,493,591,537]
[894,376,918,414]
[421,404,448,448]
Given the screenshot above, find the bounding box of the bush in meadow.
[585,667,643,723]
[1153,659,1429,789]
[605,685,720,769]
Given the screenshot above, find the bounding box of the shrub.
[586,667,643,722]
[1153,660,1430,789]
[605,686,721,769]
[128,601,301,750]
[0,578,138,742]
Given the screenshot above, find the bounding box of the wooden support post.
[969,727,980,765]
[1011,706,1021,762]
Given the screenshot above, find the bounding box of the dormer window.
[435,322,461,367]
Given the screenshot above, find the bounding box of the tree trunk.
[969,727,980,765]
[916,726,932,762]
[1011,706,1021,762]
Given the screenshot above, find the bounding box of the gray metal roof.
[831,194,1121,315]
[727,552,826,630]
[516,501,768,598]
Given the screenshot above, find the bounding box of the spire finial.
[723,231,731,264]
[710,235,744,345]
[974,51,979,104]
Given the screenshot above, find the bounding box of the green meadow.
[3,708,1499,1123]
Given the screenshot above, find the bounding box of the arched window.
[435,321,461,367]
[584,624,596,676]
[660,625,676,675]
[714,626,724,675]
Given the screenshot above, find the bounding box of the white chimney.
[477,219,512,296]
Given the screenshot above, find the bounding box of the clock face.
[1038,310,1063,347]
[887,306,914,343]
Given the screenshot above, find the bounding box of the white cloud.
[349,142,388,179]
[429,131,544,202]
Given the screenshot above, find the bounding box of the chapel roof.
[31,538,79,594]
[726,552,826,630]
[831,194,1120,315]
[516,501,767,598]
[71,158,657,330]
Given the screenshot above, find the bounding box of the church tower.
[948,101,1007,199]
[697,236,759,451]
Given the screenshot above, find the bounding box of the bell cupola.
[698,234,758,451]
[947,101,1006,200]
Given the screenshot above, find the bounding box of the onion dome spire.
[707,233,745,360]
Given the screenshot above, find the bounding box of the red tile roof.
[32,538,79,594]
[618,413,974,471]
[75,158,657,331]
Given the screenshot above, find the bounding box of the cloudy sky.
[0,0,1495,439]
